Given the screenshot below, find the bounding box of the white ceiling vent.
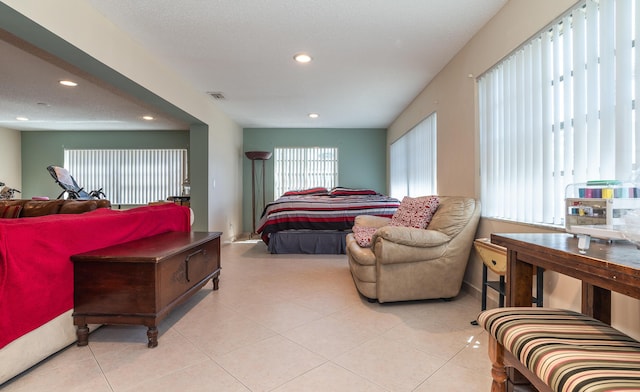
[207,91,225,100]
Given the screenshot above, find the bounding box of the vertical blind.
[64,149,187,205]
[273,147,338,198]
[479,0,639,225]
[390,112,437,199]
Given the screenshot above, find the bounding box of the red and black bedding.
[256,187,400,244]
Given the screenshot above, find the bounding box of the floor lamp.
[245,151,272,237]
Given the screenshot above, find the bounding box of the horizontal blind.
[479,0,638,225]
[64,149,187,205]
[273,147,338,198]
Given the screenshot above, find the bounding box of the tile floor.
[1,240,492,392]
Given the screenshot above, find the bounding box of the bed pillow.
[390,196,440,229]
[283,187,329,196]
[330,187,378,196]
[352,225,378,247]
[1,205,22,219]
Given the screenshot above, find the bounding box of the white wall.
[3,0,243,242]
[0,127,21,192]
[389,0,640,339]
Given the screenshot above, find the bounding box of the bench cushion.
[478,307,640,392]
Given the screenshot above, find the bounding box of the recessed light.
[16,116,29,121]
[294,53,312,63]
[308,113,319,119]
[142,115,154,121]
[59,80,78,87]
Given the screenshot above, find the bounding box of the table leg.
[534,267,544,306]
[147,326,158,348]
[582,282,611,324]
[506,249,533,307]
[76,323,89,346]
[482,263,488,311]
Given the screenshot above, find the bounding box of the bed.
[256,187,400,254]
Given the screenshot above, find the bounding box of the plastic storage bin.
[565,180,640,235]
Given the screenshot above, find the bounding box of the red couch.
[0,203,191,384]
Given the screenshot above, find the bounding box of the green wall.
[21,130,189,202]
[242,128,387,233]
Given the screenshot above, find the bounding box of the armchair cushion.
[373,225,451,248]
[390,195,440,229]
[354,215,390,228]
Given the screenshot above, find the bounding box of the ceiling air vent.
[207,91,225,100]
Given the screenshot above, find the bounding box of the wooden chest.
[71,231,221,347]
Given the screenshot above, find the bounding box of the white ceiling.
[1,0,507,131]
[0,31,191,131]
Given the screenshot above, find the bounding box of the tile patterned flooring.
[1,240,492,392]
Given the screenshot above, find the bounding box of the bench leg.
[488,335,507,392]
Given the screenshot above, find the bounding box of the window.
[64,148,187,205]
[479,0,639,225]
[390,112,437,199]
[273,147,338,197]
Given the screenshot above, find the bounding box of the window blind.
[64,148,187,205]
[390,112,437,199]
[479,0,638,225]
[273,147,338,198]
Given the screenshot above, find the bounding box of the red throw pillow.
[330,187,379,196]
[283,187,329,196]
[352,225,379,247]
[390,196,440,229]
[1,205,22,219]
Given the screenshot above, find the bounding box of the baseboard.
[461,281,499,309]
[461,281,481,300]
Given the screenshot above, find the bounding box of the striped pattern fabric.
[256,194,400,244]
[478,308,640,392]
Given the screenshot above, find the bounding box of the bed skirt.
[268,230,349,254]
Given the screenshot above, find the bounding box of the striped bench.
[478,307,640,392]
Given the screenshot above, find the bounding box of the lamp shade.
[245,151,272,160]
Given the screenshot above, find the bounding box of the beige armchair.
[346,196,481,303]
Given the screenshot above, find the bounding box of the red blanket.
[0,203,190,349]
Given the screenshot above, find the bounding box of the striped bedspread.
[478,307,640,392]
[256,194,400,244]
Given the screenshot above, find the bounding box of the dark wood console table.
[491,232,640,323]
[489,233,640,390]
[71,231,221,347]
